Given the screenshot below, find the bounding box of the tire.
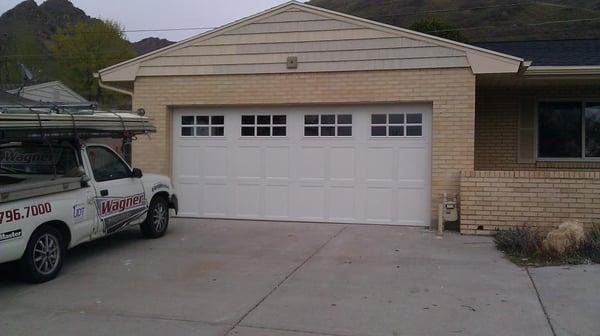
[18,226,65,283]
[141,196,169,239]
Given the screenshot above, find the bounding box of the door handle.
[100,189,109,197]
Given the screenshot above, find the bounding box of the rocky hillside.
[132,37,175,55]
[308,0,600,42]
[0,0,174,83]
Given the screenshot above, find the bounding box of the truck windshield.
[0,144,80,177]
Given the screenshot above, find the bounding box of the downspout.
[93,72,133,97]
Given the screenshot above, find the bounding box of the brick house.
[97,1,600,234]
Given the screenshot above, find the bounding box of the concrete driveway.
[0,219,597,336]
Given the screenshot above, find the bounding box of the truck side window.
[86,146,132,182]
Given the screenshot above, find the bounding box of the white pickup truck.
[0,139,178,283]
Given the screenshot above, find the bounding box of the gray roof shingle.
[475,39,600,66]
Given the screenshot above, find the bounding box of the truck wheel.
[19,226,65,283]
[141,196,169,239]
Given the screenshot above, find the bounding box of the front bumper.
[168,194,178,215]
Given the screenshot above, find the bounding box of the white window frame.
[180,115,225,138]
[303,114,353,137]
[240,115,287,138]
[370,113,423,138]
[535,99,600,162]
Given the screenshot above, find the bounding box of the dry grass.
[494,225,600,266]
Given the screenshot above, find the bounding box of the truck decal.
[0,229,22,242]
[73,203,86,222]
[0,202,52,224]
[95,194,147,234]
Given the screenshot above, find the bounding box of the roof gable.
[99,1,523,82]
[7,81,88,104]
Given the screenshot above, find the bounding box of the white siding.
[135,9,469,77]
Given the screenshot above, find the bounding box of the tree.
[409,18,469,43]
[50,20,135,107]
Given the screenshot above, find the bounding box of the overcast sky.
[0,0,301,42]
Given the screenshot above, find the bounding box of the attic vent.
[287,56,298,69]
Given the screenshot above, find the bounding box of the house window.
[304,114,352,137]
[371,113,423,137]
[181,115,224,137]
[241,115,287,137]
[538,101,600,159]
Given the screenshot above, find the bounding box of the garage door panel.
[265,146,290,179]
[397,148,429,181]
[365,188,394,223]
[173,104,431,226]
[328,187,356,221]
[397,188,428,224]
[298,147,327,180]
[366,147,395,181]
[203,146,228,178]
[203,184,228,217]
[329,147,356,180]
[235,146,261,179]
[265,185,289,219]
[236,184,262,217]
[296,186,326,220]
[175,147,201,176]
[178,184,201,217]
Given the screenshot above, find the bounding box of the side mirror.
[132,168,143,179]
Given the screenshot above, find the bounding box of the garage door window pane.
[196,116,209,125]
[242,127,255,136]
[257,116,271,125]
[372,126,386,137]
[389,114,404,124]
[273,127,286,137]
[406,126,422,137]
[407,113,422,124]
[338,126,352,136]
[211,116,224,125]
[305,127,319,136]
[305,115,319,125]
[321,126,335,136]
[389,126,404,137]
[182,116,194,125]
[257,127,271,136]
[196,127,209,136]
[211,127,224,137]
[242,116,255,125]
[273,115,287,125]
[321,115,335,124]
[372,114,386,124]
[181,127,194,136]
[338,114,352,124]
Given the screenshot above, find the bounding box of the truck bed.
[0,175,83,204]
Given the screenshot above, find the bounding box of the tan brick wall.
[460,170,600,235]
[475,86,600,171]
[131,68,476,225]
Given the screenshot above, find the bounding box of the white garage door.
[172,104,431,226]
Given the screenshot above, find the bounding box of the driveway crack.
[223,225,349,336]
[526,267,557,336]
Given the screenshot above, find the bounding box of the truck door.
[84,145,146,235]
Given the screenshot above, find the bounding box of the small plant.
[580,225,600,263]
[494,226,544,257]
